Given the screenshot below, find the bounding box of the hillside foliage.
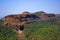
[0,20,60,40]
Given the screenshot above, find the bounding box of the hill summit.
[2,11,57,27]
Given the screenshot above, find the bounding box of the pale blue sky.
[0,0,60,18]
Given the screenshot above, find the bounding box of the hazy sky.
[0,0,60,18]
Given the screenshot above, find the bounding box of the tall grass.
[24,21,60,40]
[0,20,60,40]
[0,20,18,40]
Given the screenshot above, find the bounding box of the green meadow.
[0,20,60,40]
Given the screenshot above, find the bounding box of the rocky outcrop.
[35,11,56,21]
[2,11,57,27]
[55,14,60,23]
[3,11,40,27]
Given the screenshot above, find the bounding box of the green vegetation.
[0,20,60,40]
[0,20,18,40]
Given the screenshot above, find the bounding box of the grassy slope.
[0,20,60,40]
[0,20,18,40]
[24,21,60,40]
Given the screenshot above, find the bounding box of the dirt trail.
[17,30,27,40]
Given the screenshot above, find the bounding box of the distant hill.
[2,11,40,27]
[33,11,56,21]
[0,18,1,20]
[2,11,60,27]
[55,14,60,19]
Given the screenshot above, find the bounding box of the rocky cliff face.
[2,11,57,27]
[3,11,40,27]
[55,14,60,23]
[34,11,56,21]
